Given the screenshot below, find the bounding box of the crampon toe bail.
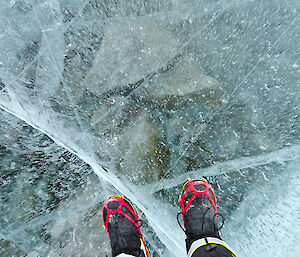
[179,178,217,216]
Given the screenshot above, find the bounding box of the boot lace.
[177,207,224,235]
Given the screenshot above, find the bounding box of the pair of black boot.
[102,178,235,257]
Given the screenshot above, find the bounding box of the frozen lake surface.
[0,0,299,256]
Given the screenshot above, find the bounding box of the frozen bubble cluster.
[0,0,299,256]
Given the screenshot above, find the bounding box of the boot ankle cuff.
[187,237,235,256]
[185,233,222,253]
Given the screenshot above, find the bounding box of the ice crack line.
[160,13,300,180]
[146,144,300,194]
[0,104,185,256]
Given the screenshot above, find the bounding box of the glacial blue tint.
[0,0,299,256]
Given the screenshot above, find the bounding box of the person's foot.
[102,196,150,257]
[178,178,222,252]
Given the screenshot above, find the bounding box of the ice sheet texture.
[0,0,299,256]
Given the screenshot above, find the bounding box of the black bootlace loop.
[135,219,144,229]
[130,219,145,240]
[177,208,224,234]
[213,212,224,232]
[177,212,185,232]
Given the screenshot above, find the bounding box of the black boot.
[178,178,221,252]
[102,196,149,257]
